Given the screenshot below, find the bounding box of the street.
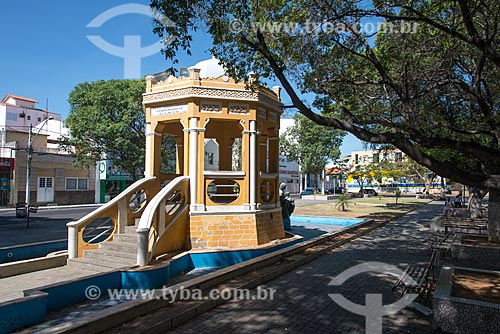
[0,206,100,248]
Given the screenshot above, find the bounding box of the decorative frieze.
[200,102,221,113]
[143,86,282,110]
[268,111,278,123]
[258,108,267,119]
[228,104,249,114]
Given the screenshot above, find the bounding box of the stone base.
[189,208,285,248]
[451,235,500,270]
[434,266,500,333]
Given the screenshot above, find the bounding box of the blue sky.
[0,0,363,156]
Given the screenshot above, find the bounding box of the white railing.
[67,176,159,259]
[137,176,190,265]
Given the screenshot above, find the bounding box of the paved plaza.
[166,203,442,334]
[0,202,443,333]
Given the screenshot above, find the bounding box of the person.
[279,183,295,231]
[443,198,453,216]
[454,191,463,208]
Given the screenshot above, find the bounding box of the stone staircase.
[67,225,138,272]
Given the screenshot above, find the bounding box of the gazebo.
[142,58,286,249]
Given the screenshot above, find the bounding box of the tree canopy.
[151,0,500,240]
[280,114,344,175]
[151,0,500,190]
[65,79,146,180]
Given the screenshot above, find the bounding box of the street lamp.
[25,117,53,228]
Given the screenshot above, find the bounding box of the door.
[37,177,54,203]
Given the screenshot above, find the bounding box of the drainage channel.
[26,219,387,334]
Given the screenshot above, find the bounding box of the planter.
[451,235,500,270]
[434,266,500,333]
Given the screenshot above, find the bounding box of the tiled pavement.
[0,266,95,303]
[167,202,443,334]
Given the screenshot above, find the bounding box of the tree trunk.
[468,186,487,218]
[488,189,500,243]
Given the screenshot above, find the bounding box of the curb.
[0,204,102,212]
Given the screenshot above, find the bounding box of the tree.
[400,157,436,194]
[151,0,500,241]
[348,164,375,194]
[65,79,146,180]
[336,194,352,211]
[280,114,344,186]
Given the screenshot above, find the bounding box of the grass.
[294,196,432,221]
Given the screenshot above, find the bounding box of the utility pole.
[25,117,53,228]
[25,124,33,228]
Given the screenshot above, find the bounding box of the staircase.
[67,225,138,273]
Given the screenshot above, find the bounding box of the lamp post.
[25,117,53,228]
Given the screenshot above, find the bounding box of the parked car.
[326,187,344,194]
[300,187,319,196]
[362,188,378,196]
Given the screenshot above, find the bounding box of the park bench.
[392,249,441,305]
[438,216,488,235]
[426,233,455,253]
[441,222,487,235]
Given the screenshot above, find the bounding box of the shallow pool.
[291,215,363,226]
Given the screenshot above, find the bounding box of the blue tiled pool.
[291,215,363,226]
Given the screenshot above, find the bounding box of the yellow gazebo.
[142,58,285,249]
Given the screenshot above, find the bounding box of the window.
[78,178,88,190]
[27,115,31,120]
[373,153,379,163]
[355,154,359,164]
[66,178,88,190]
[208,152,214,165]
[6,112,17,121]
[37,117,42,122]
[395,152,403,162]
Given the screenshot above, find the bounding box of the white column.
[189,117,199,211]
[117,197,127,234]
[321,169,325,195]
[144,123,153,177]
[67,224,78,259]
[249,120,257,210]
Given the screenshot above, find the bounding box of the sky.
[0,0,364,156]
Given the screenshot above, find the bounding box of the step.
[113,233,138,244]
[67,257,134,273]
[100,241,137,254]
[84,249,137,265]
[125,226,138,234]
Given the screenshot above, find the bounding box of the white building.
[278,118,300,193]
[0,94,95,206]
[349,149,404,167]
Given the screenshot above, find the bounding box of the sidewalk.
[165,202,443,334]
[0,202,443,333]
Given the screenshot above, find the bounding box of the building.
[0,94,95,206]
[346,149,444,193]
[278,118,301,193]
[349,149,404,167]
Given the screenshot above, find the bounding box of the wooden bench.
[392,249,441,304]
[441,222,487,235]
[426,233,454,252]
